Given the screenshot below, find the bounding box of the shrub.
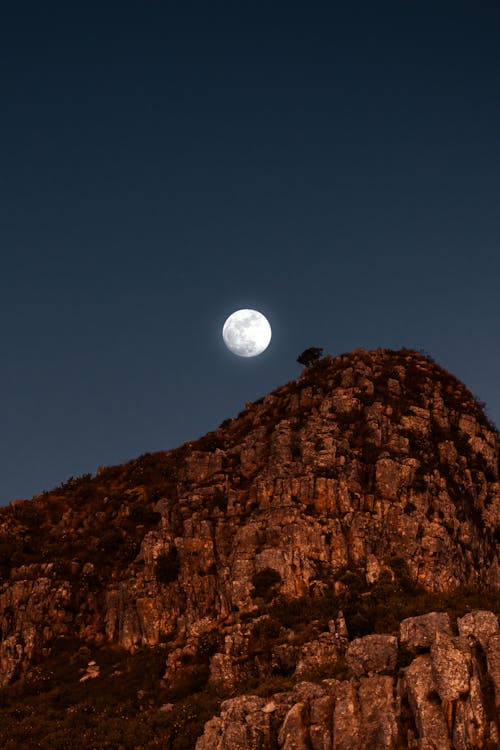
[299,654,349,682]
[166,664,210,701]
[0,540,22,568]
[386,555,413,593]
[11,500,42,524]
[196,433,223,452]
[210,488,228,512]
[128,505,161,526]
[70,646,92,667]
[339,570,365,593]
[196,631,221,659]
[297,347,323,367]
[362,442,381,465]
[250,618,282,657]
[121,538,140,562]
[251,568,282,601]
[269,596,316,629]
[99,530,123,554]
[252,675,294,696]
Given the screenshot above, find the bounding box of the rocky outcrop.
[345,634,398,677]
[0,348,499,748]
[458,610,499,648]
[400,612,453,652]
[196,610,500,749]
[197,694,293,750]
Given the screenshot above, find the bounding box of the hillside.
[0,348,499,749]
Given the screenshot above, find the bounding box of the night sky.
[1,2,499,505]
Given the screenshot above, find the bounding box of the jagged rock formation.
[197,610,500,749]
[0,348,499,748]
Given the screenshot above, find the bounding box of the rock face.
[345,634,398,677]
[400,612,454,652]
[0,348,499,748]
[197,613,500,750]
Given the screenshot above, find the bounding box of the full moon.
[222,309,272,357]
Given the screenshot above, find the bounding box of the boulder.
[457,610,500,650]
[345,634,398,677]
[399,612,452,652]
[278,702,310,750]
[430,632,471,702]
[405,654,451,750]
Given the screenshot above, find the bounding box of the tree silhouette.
[297,347,323,367]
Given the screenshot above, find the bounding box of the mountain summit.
[1,348,499,749]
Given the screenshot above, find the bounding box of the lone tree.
[297,347,323,367]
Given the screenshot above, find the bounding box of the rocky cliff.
[0,348,499,749]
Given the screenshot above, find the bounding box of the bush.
[299,654,349,682]
[251,568,282,601]
[252,675,294,696]
[250,618,282,657]
[128,505,161,526]
[196,631,221,659]
[297,347,324,367]
[0,540,22,568]
[196,433,223,452]
[0,635,219,750]
[166,664,210,701]
[210,488,228,512]
[11,500,42,525]
[99,530,123,554]
[386,555,413,593]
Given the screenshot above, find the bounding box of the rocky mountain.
[0,348,499,749]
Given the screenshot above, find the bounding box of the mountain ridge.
[0,347,499,749]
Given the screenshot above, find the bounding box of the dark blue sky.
[1,1,499,504]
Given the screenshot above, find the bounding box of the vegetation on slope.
[0,571,499,749]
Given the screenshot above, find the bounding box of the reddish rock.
[457,610,500,649]
[0,348,499,747]
[399,612,453,652]
[345,635,398,677]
